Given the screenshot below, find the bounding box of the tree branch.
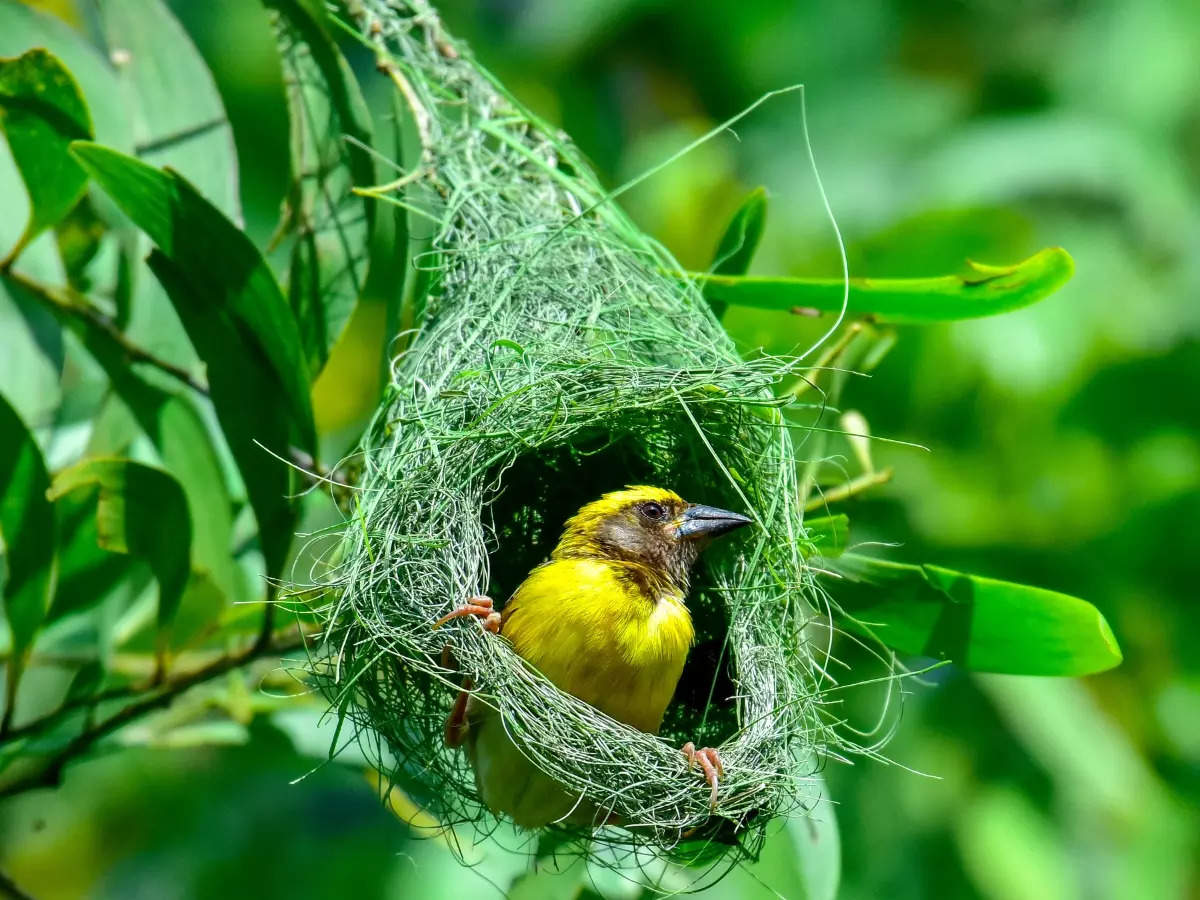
[2,269,208,395]
[804,467,895,511]
[3,270,357,497]
[0,627,309,800]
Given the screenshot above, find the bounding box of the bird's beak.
[675,504,753,540]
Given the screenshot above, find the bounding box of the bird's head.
[553,486,753,589]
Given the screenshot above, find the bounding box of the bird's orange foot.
[433,595,501,634]
[681,742,725,810]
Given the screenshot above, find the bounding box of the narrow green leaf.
[367,91,410,391]
[63,659,104,705]
[705,186,766,319]
[268,0,376,375]
[692,247,1074,322]
[90,0,240,379]
[830,553,1122,676]
[0,392,55,658]
[54,194,107,291]
[711,187,767,276]
[705,772,840,899]
[785,775,841,900]
[69,142,316,453]
[0,48,93,263]
[46,486,136,624]
[146,251,298,579]
[47,457,191,634]
[0,273,63,431]
[802,514,848,558]
[2,272,243,611]
[166,569,227,651]
[98,0,239,218]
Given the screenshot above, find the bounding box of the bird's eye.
[639,501,667,521]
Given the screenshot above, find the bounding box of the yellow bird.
[434,485,752,828]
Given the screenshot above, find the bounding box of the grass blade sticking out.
[0,392,56,731]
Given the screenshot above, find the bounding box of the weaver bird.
[434,485,752,828]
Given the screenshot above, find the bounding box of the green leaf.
[97,0,239,218]
[63,659,104,705]
[91,390,243,612]
[69,142,316,454]
[46,485,135,625]
[691,247,1075,322]
[830,553,1122,676]
[0,48,93,264]
[705,186,766,319]
[54,194,107,291]
[0,2,130,151]
[802,514,848,558]
[365,92,409,391]
[0,392,55,659]
[268,0,376,375]
[146,251,299,579]
[784,776,841,900]
[91,0,240,378]
[700,773,840,899]
[165,569,226,651]
[0,272,63,431]
[1,272,244,613]
[47,458,191,636]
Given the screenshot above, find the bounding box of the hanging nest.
[313,0,840,866]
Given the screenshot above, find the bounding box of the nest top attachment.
[316,0,835,861]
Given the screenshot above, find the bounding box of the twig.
[784,321,864,400]
[0,634,304,742]
[0,628,308,800]
[2,269,208,395]
[353,169,424,197]
[804,467,894,512]
[6,270,357,496]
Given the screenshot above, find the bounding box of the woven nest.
[313,0,839,865]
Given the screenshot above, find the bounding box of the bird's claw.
[436,596,498,748]
[433,594,501,633]
[681,741,724,810]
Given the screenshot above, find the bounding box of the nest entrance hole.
[480,420,744,749]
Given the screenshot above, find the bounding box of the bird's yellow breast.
[501,557,693,733]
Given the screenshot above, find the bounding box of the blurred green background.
[2,0,1197,897]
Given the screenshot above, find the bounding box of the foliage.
[694,247,1075,322]
[0,0,1179,897]
[0,47,92,266]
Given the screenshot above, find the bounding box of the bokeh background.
[2,0,1197,897]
